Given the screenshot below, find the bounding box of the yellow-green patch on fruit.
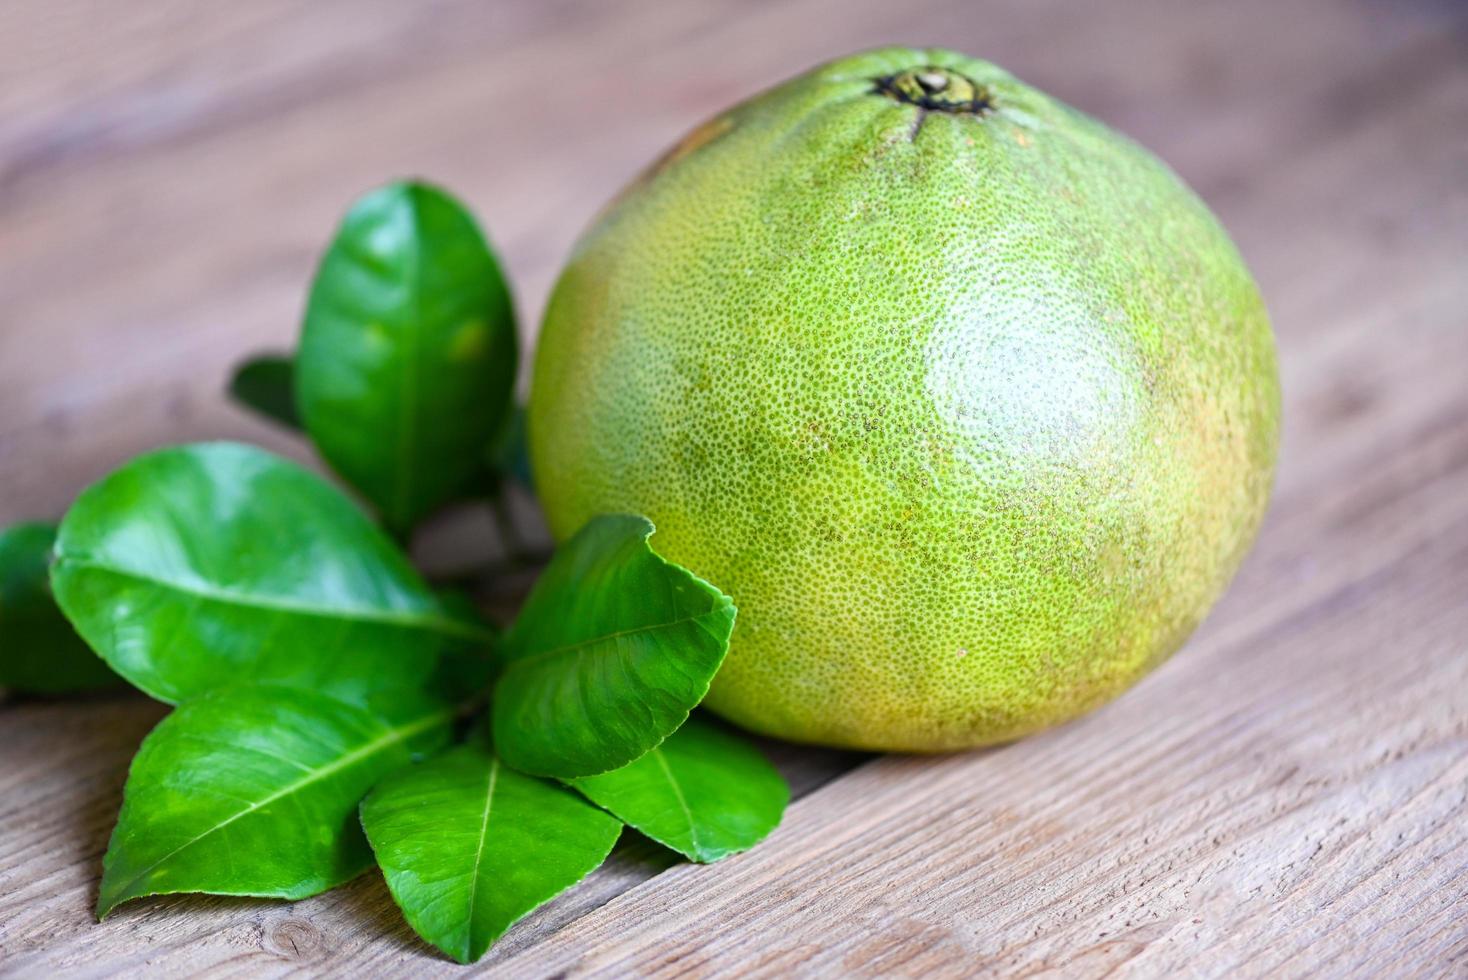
[529,47,1280,752]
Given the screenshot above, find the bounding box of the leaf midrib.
[462,756,499,958]
[651,746,702,857]
[103,706,451,911]
[57,555,493,643]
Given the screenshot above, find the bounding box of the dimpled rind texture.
[529,47,1281,752]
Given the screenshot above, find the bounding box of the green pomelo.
[529,47,1280,752]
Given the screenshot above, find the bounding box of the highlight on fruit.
[1,47,1277,963]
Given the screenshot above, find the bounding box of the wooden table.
[3,0,1466,975]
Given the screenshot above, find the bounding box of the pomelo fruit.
[528,47,1280,752]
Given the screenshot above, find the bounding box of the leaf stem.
[488,493,524,559]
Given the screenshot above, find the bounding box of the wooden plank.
[1,0,1466,975]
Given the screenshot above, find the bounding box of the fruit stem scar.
[872,67,995,115]
[915,71,949,94]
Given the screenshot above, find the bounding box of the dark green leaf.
[296,180,518,535]
[488,403,534,493]
[492,515,735,779]
[52,442,494,705]
[430,589,499,701]
[0,523,117,693]
[567,715,788,863]
[98,684,452,917]
[227,353,302,430]
[361,740,621,963]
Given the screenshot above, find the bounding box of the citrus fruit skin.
[528,47,1280,752]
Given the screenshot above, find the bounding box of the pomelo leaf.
[431,589,501,701]
[226,357,534,496]
[52,442,494,706]
[98,684,452,918]
[487,403,534,494]
[361,739,622,963]
[567,715,788,863]
[296,180,518,536]
[0,523,118,694]
[227,352,302,431]
[492,515,735,778]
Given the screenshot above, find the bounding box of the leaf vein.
[462,757,499,956]
[58,557,492,643]
[652,747,700,856]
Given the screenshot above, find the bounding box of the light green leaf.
[361,740,622,963]
[296,180,518,535]
[52,442,494,705]
[567,715,788,863]
[492,515,735,779]
[0,523,117,693]
[98,684,452,917]
[227,353,302,431]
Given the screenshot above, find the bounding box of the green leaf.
[488,403,534,493]
[98,683,452,917]
[52,442,494,705]
[296,180,518,535]
[228,353,302,430]
[567,715,788,863]
[492,515,735,779]
[361,740,621,963]
[430,589,499,701]
[0,523,118,693]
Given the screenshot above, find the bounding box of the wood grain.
[2,0,1466,976]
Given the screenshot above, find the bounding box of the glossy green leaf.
[98,684,452,917]
[228,353,302,430]
[296,180,518,535]
[226,353,533,500]
[361,740,622,963]
[492,515,735,779]
[0,523,117,693]
[52,442,494,705]
[567,715,788,863]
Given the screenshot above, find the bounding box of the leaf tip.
[94,881,125,921]
[459,935,492,965]
[438,936,475,966]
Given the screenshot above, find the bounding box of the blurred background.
[1,0,1463,531]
